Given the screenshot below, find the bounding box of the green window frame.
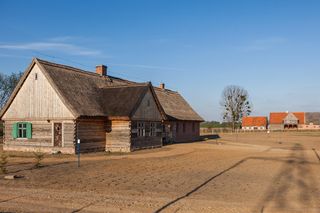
[12,122,32,139]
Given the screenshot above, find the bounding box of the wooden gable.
[131,88,163,121]
[2,63,74,120]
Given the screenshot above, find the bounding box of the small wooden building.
[0,58,166,153]
[154,84,203,143]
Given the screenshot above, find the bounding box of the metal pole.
[77,139,80,167]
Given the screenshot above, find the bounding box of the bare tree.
[220,85,252,130]
[0,72,23,110]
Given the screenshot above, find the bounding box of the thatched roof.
[154,87,203,121]
[0,58,202,121]
[39,59,155,118]
[0,58,165,120]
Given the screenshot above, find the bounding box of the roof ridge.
[35,58,140,84]
[153,86,178,94]
[100,83,149,89]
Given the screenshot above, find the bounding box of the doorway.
[54,123,62,147]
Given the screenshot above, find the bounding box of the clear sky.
[1,0,320,121]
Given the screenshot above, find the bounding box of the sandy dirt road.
[0,132,320,213]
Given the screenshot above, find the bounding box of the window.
[12,122,32,139]
[137,122,145,137]
[18,123,27,138]
[183,123,186,133]
[150,122,156,136]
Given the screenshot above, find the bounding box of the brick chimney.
[160,83,165,89]
[96,65,107,76]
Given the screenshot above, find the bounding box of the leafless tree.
[0,72,23,109]
[220,85,252,130]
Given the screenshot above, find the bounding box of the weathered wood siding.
[131,121,162,150]
[2,64,74,120]
[77,119,106,153]
[106,120,131,152]
[3,120,75,153]
[132,89,162,121]
[0,121,3,144]
[167,121,200,143]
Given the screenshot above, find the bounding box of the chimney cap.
[96,65,107,76]
[160,83,165,89]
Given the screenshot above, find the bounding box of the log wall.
[106,120,131,152]
[167,121,200,143]
[77,119,106,153]
[131,121,162,150]
[3,119,76,154]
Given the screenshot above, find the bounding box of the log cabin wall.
[130,88,163,150]
[3,119,75,154]
[106,120,131,152]
[171,121,200,143]
[130,121,162,150]
[77,119,106,153]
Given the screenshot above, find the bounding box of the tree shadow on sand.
[254,143,320,212]
[153,143,320,213]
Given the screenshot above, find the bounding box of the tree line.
[0,72,23,110]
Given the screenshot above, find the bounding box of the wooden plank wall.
[171,121,200,143]
[131,121,162,150]
[4,120,52,146]
[0,121,3,144]
[77,119,106,152]
[3,120,76,153]
[132,89,162,121]
[63,122,76,147]
[2,64,74,119]
[106,120,131,152]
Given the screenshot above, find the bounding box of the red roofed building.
[269,112,305,130]
[242,116,268,130]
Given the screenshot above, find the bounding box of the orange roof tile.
[242,116,267,127]
[269,112,305,124]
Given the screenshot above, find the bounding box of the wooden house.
[0,58,203,153]
[154,84,203,143]
[0,58,166,153]
[241,116,267,130]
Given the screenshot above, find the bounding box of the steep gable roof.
[242,116,267,127]
[0,58,165,120]
[154,87,203,121]
[269,112,305,124]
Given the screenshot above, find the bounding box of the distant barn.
[269,112,305,130]
[242,116,267,130]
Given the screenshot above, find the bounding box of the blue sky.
[1,0,320,121]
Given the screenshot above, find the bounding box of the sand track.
[0,132,320,212]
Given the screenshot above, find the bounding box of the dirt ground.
[0,132,320,213]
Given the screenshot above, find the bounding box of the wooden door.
[54,123,62,147]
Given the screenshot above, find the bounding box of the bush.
[0,152,8,174]
[33,151,45,168]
